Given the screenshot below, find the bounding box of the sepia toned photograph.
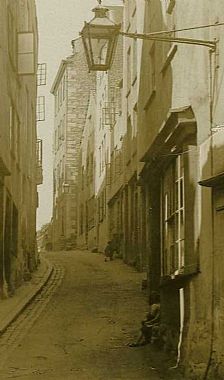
[0,0,223,379]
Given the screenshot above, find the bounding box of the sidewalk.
[0,256,53,335]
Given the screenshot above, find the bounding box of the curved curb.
[0,257,54,336]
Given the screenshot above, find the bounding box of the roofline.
[50,59,67,94]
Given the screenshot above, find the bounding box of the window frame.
[37,63,47,86]
[36,96,45,122]
[161,154,185,277]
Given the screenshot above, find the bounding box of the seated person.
[129,291,160,347]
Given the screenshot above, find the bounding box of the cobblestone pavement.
[0,251,184,380]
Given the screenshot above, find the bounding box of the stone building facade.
[0,0,39,297]
[51,38,95,250]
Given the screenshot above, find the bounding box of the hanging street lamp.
[80,0,217,72]
[80,0,121,71]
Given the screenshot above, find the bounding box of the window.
[17,32,35,75]
[162,155,185,276]
[165,0,176,14]
[102,102,115,126]
[36,139,43,168]
[111,83,122,117]
[37,63,47,85]
[36,96,45,121]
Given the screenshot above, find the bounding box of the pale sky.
[36,0,122,230]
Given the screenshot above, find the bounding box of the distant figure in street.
[104,240,114,262]
[129,291,160,347]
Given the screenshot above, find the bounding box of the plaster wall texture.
[137,0,224,378]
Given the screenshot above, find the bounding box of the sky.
[36,0,122,230]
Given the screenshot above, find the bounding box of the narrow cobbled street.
[0,251,183,380]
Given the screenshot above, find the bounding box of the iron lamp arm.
[119,31,217,51]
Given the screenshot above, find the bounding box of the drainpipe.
[169,288,185,369]
[203,45,217,380]
[177,288,185,367]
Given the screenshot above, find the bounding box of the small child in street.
[104,240,114,262]
[129,291,160,347]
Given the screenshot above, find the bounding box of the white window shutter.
[17,32,35,75]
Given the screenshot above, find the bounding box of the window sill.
[132,76,137,87]
[126,89,131,98]
[126,22,131,33]
[161,44,178,75]
[143,89,156,111]
[160,265,199,286]
[166,0,176,14]
[132,6,137,18]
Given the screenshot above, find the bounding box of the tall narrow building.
[51,38,95,250]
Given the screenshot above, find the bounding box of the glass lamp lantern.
[80,4,121,71]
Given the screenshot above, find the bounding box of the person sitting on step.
[129,291,160,347]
